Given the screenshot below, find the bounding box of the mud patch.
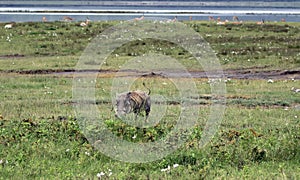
[225,69,300,80]
[0,54,25,59]
[1,68,299,80]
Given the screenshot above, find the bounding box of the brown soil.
[2,68,299,80]
[0,54,25,59]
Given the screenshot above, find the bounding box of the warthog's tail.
[143,82,151,95]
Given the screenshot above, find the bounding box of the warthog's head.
[115,92,132,117]
[115,90,151,120]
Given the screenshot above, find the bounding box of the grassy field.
[0,20,299,179]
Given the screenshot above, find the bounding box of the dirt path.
[2,68,299,80]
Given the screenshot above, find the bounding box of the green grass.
[0,21,299,71]
[186,21,300,70]
[0,21,300,179]
[1,105,299,179]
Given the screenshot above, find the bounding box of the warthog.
[115,84,151,120]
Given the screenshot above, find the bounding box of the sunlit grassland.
[185,21,300,70]
[1,76,299,178]
[1,74,299,119]
[0,21,299,179]
[0,56,78,71]
[1,71,299,179]
[0,21,299,71]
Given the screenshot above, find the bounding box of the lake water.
[0,0,299,22]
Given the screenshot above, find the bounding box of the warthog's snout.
[114,107,127,118]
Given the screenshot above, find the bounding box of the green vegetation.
[0,21,299,179]
[0,21,299,71]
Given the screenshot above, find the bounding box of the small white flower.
[161,165,171,172]
[132,134,137,139]
[0,159,7,164]
[97,172,105,178]
[66,149,70,152]
[173,164,179,168]
[267,79,274,83]
[224,78,231,83]
[85,151,90,156]
[291,87,300,93]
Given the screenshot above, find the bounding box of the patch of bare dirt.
[224,69,300,80]
[0,54,25,59]
[1,68,299,80]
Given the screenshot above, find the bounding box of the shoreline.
[1,12,299,23]
[0,1,300,7]
[1,8,300,15]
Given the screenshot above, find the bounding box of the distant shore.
[1,12,299,23]
[1,0,300,8]
[1,8,300,15]
[1,0,299,23]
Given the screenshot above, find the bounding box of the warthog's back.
[129,91,147,106]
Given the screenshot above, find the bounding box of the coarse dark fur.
[115,83,151,120]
